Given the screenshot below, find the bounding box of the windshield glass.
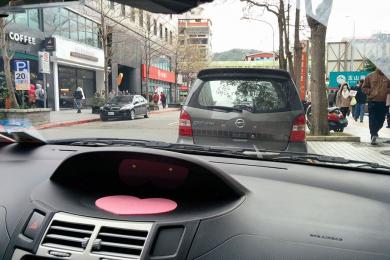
[110,96,133,104]
[0,0,390,171]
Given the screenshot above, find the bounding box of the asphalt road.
[39,111,181,143]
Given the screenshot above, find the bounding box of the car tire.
[144,109,149,118]
[130,109,135,120]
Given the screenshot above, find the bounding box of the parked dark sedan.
[100,95,149,121]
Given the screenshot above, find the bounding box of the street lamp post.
[241,16,275,60]
[346,16,356,71]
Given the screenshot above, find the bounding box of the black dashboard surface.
[1,143,390,259]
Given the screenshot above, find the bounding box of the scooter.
[306,105,348,132]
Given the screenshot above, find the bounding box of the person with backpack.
[160,92,167,109]
[73,87,85,113]
[35,84,45,108]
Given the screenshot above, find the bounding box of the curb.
[36,118,100,130]
[307,136,361,142]
[36,109,180,130]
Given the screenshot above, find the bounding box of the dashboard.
[1,143,390,259]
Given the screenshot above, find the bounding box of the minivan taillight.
[289,114,306,142]
[179,109,193,137]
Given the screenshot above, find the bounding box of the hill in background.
[212,48,261,61]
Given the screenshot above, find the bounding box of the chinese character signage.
[329,71,369,88]
[38,51,50,74]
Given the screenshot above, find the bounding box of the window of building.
[159,23,163,38]
[139,9,143,27]
[85,19,94,46]
[121,4,126,16]
[27,9,39,29]
[153,19,157,35]
[180,40,185,45]
[131,8,135,22]
[147,14,151,32]
[78,16,86,43]
[14,12,27,27]
[93,23,99,48]
[60,8,70,38]
[69,11,78,41]
[109,0,115,9]
[165,27,168,42]
[170,31,172,45]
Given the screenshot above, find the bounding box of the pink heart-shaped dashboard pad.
[95,195,177,215]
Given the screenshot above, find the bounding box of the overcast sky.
[200,0,390,53]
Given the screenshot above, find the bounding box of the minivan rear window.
[195,79,293,113]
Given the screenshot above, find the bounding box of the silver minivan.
[177,68,307,152]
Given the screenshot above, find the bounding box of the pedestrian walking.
[336,83,352,118]
[152,92,159,109]
[362,68,390,144]
[35,84,45,108]
[353,79,367,123]
[73,86,84,113]
[160,92,167,109]
[328,89,336,107]
[28,83,36,107]
[109,90,116,100]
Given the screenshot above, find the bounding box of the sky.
[200,0,390,53]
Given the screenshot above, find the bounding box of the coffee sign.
[9,32,36,45]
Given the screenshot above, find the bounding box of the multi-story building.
[178,18,212,62]
[1,0,178,111]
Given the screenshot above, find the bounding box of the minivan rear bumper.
[177,136,308,153]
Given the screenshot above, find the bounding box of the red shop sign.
[142,64,176,83]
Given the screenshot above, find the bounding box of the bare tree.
[293,0,302,87]
[241,0,287,70]
[306,0,333,135]
[0,17,18,108]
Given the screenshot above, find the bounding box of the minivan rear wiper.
[205,105,243,113]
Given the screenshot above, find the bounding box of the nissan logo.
[235,119,246,128]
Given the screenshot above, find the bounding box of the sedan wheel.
[144,109,149,118]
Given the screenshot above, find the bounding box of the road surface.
[40,111,180,143]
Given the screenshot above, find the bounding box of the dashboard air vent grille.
[41,220,95,251]
[92,226,149,259]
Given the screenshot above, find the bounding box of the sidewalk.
[308,114,390,167]
[37,108,180,130]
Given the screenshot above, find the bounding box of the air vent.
[91,226,149,259]
[41,220,95,252]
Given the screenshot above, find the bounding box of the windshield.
[110,96,133,104]
[0,0,390,171]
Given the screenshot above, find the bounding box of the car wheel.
[130,109,135,120]
[144,109,149,118]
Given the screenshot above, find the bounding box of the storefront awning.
[0,51,38,61]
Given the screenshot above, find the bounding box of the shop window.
[60,8,70,38]
[69,11,78,41]
[153,19,157,36]
[78,16,86,43]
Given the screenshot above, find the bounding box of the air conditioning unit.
[41,220,95,252]
[91,226,149,259]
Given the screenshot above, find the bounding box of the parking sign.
[14,60,30,91]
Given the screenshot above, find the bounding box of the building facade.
[2,0,178,111]
[244,52,275,61]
